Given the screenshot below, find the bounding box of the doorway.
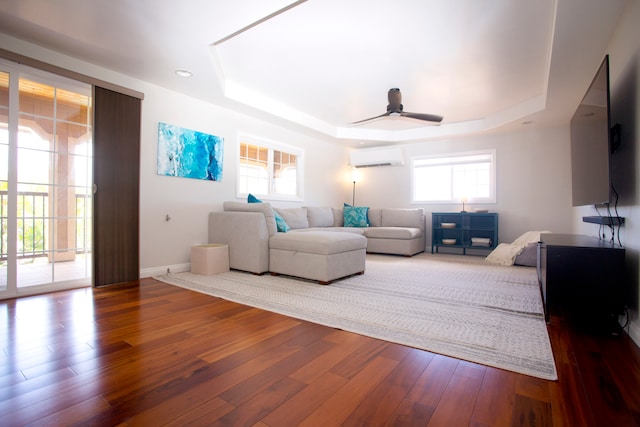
[0,63,93,298]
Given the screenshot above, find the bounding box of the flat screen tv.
[570,55,612,207]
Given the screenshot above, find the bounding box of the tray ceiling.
[0,0,627,145]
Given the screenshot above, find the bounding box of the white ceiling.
[0,0,628,146]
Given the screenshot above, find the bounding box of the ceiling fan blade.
[400,112,443,123]
[351,88,443,125]
[350,111,392,124]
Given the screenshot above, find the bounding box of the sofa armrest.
[209,211,270,274]
[223,201,277,236]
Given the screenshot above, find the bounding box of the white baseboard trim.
[140,263,191,279]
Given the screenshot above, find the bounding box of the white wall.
[354,125,573,245]
[140,87,351,275]
[0,35,351,278]
[573,0,640,346]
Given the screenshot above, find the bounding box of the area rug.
[155,253,557,380]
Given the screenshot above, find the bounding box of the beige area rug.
[155,253,557,380]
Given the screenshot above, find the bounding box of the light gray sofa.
[208,202,425,275]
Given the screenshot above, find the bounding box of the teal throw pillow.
[344,206,369,227]
[247,193,262,203]
[247,193,290,232]
[274,214,290,232]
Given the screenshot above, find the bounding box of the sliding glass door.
[0,70,8,293]
[0,61,93,298]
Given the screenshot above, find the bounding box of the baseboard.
[140,263,191,278]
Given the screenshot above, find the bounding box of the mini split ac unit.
[349,147,405,168]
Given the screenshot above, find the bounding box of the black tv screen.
[570,55,611,207]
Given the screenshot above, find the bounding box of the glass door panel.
[0,61,93,298]
[14,75,92,290]
[0,71,8,291]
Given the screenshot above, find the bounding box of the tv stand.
[538,234,625,325]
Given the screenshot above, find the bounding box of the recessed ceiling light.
[175,69,193,78]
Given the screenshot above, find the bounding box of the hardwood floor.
[1,278,639,426]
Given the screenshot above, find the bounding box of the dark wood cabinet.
[538,233,625,323]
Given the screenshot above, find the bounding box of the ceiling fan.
[351,88,443,124]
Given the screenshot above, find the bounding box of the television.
[570,55,614,207]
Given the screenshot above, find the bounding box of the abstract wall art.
[157,122,224,181]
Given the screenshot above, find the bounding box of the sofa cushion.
[365,227,422,240]
[344,206,369,227]
[274,207,309,229]
[305,206,335,227]
[514,242,538,266]
[381,208,425,229]
[294,227,366,235]
[332,208,344,227]
[270,231,367,255]
[223,201,277,236]
[247,193,290,232]
[367,208,382,227]
[326,227,365,235]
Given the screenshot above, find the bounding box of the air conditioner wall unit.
[349,147,405,168]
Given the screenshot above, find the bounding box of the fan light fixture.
[351,88,443,125]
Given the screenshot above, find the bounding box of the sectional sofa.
[208,202,425,282]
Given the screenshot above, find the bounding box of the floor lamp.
[351,168,360,206]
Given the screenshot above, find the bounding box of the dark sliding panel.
[93,87,141,286]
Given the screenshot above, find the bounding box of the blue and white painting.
[157,122,224,181]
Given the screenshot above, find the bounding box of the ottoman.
[269,231,367,284]
[191,244,230,275]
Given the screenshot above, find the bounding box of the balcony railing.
[0,191,91,261]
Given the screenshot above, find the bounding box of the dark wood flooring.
[1,278,639,426]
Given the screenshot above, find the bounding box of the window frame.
[410,149,496,204]
[236,133,304,201]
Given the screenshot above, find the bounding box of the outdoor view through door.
[0,66,93,298]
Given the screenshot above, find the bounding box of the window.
[412,150,496,203]
[238,135,303,200]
